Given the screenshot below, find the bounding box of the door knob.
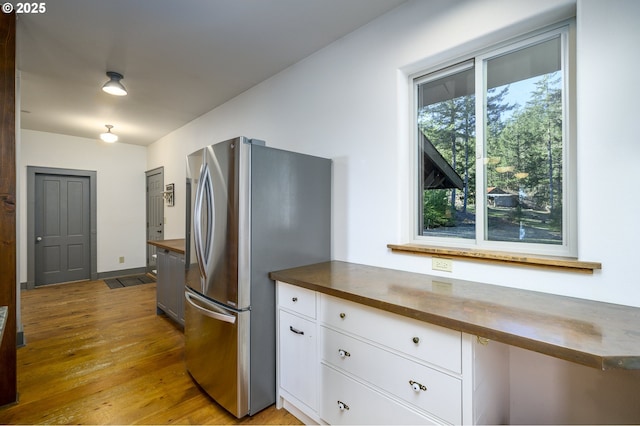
[36,236,42,242]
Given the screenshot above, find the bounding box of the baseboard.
[22,267,148,289]
[281,399,321,425]
[97,267,147,280]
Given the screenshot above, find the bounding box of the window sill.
[387,243,602,274]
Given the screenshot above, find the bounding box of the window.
[413,23,575,257]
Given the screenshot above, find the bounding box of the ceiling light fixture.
[102,71,128,96]
[100,124,118,143]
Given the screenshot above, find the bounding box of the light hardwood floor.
[0,279,302,425]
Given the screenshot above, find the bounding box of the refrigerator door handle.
[193,164,206,279]
[193,162,214,284]
[185,291,236,324]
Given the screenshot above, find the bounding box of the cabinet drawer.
[320,363,438,425]
[278,281,316,318]
[279,310,317,411]
[320,294,462,373]
[321,326,461,424]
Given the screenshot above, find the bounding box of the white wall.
[148,0,640,308]
[19,129,148,279]
[147,0,640,422]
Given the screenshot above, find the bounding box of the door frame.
[27,166,97,289]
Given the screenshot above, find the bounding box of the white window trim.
[409,20,577,258]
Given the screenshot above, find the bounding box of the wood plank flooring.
[0,280,302,425]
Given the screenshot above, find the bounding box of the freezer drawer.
[184,290,250,418]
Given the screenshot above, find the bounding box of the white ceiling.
[17,0,406,146]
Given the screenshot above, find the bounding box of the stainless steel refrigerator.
[184,136,331,418]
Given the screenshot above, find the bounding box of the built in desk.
[270,260,640,370]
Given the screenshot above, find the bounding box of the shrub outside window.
[413,24,575,257]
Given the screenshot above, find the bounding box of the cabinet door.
[156,250,170,313]
[163,251,178,319]
[174,253,185,324]
[279,310,317,411]
[157,249,185,325]
[166,251,183,321]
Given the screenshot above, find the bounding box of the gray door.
[35,174,91,286]
[146,168,164,274]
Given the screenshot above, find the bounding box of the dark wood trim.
[0,10,16,406]
[387,243,602,274]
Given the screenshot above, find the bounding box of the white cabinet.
[319,294,465,424]
[276,282,320,424]
[319,294,462,373]
[320,326,462,424]
[279,281,316,317]
[276,281,509,425]
[279,310,317,410]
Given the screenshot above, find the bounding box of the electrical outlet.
[119,256,125,264]
[432,257,453,272]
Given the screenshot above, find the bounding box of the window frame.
[410,20,577,258]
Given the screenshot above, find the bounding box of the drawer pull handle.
[412,336,420,344]
[289,326,304,335]
[339,312,346,319]
[338,349,351,358]
[291,297,298,302]
[409,380,427,392]
[337,400,350,411]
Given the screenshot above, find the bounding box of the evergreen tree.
[496,74,562,210]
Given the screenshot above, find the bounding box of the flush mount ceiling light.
[102,71,128,96]
[100,124,118,143]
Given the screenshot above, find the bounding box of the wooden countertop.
[147,238,185,254]
[270,261,640,371]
